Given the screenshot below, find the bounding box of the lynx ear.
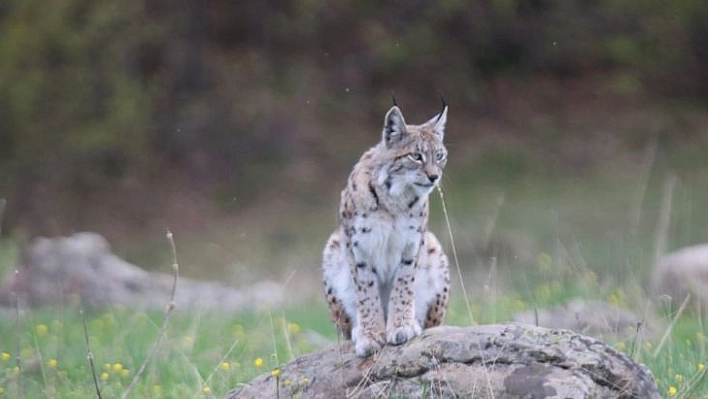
[383,106,407,147]
[425,105,448,140]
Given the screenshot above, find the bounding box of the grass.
[0,231,706,398]
[1,148,708,397]
[0,292,704,397]
[0,301,332,398]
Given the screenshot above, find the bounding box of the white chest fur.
[351,212,422,284]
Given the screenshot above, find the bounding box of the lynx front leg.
[340,205,388,357]
[386,253,422,345]
[351,257,386,357]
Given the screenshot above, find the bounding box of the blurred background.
[1,0,708,300]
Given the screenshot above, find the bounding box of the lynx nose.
[427,174,439,183]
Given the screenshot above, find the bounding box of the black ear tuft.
[424,101,448,140]
[437,94,447,122]
[391,91,398,107]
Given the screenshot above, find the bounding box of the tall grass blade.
[121,229,180,399]
[81,309,103,399]
[437,186,474,325]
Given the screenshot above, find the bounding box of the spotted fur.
[322,104,451,357]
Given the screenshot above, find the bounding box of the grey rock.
[512,298,654,342]
[653,244,708,314]
[0,232,283,312]
[227,324,660,399]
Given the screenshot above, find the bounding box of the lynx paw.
[354,331,385,357]
[387,320,422,346]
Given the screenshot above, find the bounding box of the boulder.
[652,244,708,314]
[227,324,660,399]
[512,298,654,342]
[0,232,283,312]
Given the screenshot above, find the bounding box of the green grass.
[0,296,704,398]
[0,302,334,398]
[0,245,705,399]
[1,150,708,397]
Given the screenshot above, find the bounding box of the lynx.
[322,102,450,357]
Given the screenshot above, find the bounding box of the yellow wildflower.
[220,361,230,371]
[668,386,677,396]
[233,324,245,339]
[253,357,264,368]
[1,352,10,361]
[112,363,123,373]
[699,363,705,371]
[536,252,552,272]
[100,372,109,381]
[180,335,195,352]
[35,324,48,337]
[202,386,211,394]
[287,323,301,334]
[47,359,58,368]
[271,368,280,378]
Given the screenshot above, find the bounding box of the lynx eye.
[408,152,424,162]
[435,151,446,162]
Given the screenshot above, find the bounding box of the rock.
[227,324,660,399]
[652,244,708,314]
[512,298,654,342]
[0,232,283,312]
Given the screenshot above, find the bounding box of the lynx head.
[376,103,448,197]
